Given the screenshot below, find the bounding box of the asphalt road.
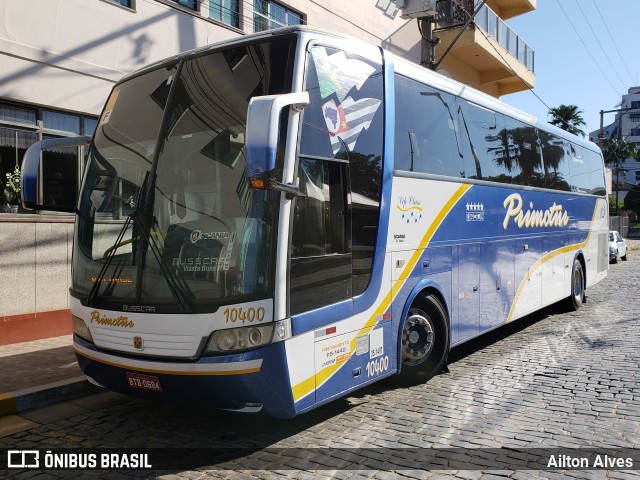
[1,254,639,479]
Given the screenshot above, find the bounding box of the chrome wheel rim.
[402,309,435,366]
[573,267,583,302]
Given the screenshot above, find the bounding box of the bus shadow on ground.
[447,301,568,365]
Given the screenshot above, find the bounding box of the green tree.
[548,104,587,137]
[602,137,639,166]
[611,194,625,215]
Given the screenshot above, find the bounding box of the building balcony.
[484,0,536,20]
[433,0,535,96]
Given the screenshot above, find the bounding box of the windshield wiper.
[138,214,195,313]
[87,170,150,307]
[87,190,195,312]
[87,213,134,307]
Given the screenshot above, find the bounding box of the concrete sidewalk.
[0,335,98,417]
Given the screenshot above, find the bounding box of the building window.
[210,0,239,28]
[108,0,134,7]
[0,128,37,212]
[42,110,81,134]
[0,101,97,214]
[631,100,640,108]
[0,103,36,126]
[631,114,640,123]
[168,0,197,10]
[253,0,302,33]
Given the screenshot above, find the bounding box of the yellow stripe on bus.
[292,184,472,402]
[506,201,599,323]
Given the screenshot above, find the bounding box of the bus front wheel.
[394,294,449,386]
[565,260,585,311]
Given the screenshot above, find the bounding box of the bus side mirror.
[245,92,309,182]
[22,135,91,212]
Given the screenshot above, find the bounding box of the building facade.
[0,0,535,343]
[589,87,640,201]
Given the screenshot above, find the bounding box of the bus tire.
[393,294,449,386]
[565,260,585,311]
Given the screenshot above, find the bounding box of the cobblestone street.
[2,254,639,479]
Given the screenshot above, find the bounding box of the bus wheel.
[394,294,449,386]
[565,260,585,311]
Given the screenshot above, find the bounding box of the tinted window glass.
[501,117,543,187]
[583,147,606,196]
[300,46,383,297]
[290,158,351,314]
[300,47,383,162]
[458,100,511,182]
[394,75,464,178]
[539,131,571,191]
[567,143,592,193]
[292,159,348,258]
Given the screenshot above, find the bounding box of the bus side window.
[539,132,571,192]
[457,99,512,183]
[583,148,606,195]
[290,158,351,315]
[567,142,592,194]
[394,75,464,178]
[501,117,544,187]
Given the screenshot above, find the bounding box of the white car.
[609,230,628,263]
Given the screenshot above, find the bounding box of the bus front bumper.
[73,335,296,418]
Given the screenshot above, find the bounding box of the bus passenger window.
[583,148,606,195]
[457,99,511,183]
[394,75,464,178]
[539,132,571,191]
[567,143,591,194]
[501,117,544,187]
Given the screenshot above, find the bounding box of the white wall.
[0,0,418,117]
[0,0,241,115]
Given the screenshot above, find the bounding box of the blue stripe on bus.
[74,335,297,418]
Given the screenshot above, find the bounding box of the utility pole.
[399,0,487,72]
[420,17,440,70]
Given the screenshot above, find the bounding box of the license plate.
[125,372,162,392]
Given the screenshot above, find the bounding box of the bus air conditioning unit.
[394,0,438,19]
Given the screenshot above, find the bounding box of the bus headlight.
[72,315,94,342]
[204,319,291,355]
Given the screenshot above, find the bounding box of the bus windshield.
[72,37,296,313]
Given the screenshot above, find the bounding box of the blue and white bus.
[22,27,608,418]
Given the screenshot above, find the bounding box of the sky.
[502,0,638,139]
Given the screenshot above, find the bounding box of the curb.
[0,376,100,417]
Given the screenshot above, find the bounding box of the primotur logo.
[90,310,134,328]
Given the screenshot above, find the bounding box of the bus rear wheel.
[565,260,585,311]
[393,294,449,386]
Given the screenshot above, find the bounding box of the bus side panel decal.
[290,183,471,405]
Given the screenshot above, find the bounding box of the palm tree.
[602,137,639,166]
[548,104,587,137]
